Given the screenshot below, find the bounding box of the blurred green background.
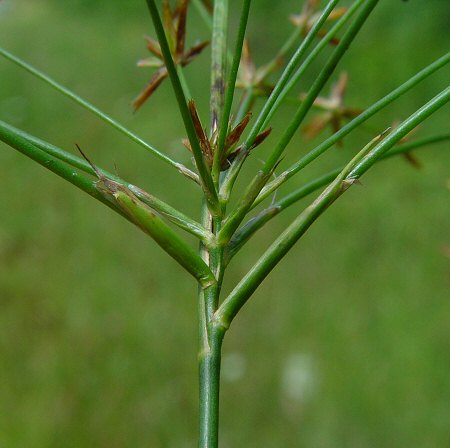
[0,1,449,446]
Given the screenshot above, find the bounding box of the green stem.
[260,0,380,175]
[0,120,120,213]
[145,0,219,214]
[243,0,342,148]
[214,87,449,329]
[0,121,211,242]
[256,51,450,205]
[217,0,379,243]
[0,46,184,171]
[214,0,252,177]
[210,0,229,138]
[198,323,225,448]
[197,200,225,448]
[177,65,193,100]
[226,132,450,261]
[261,0,365,128]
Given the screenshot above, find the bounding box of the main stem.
[198,320,225,447]
[198,203,225,447]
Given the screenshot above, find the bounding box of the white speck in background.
[221,352,247,383]
[281,353,318,404]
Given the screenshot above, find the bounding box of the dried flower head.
[133,0,208,111]
[290,0,347,45]
[303,72,362,145]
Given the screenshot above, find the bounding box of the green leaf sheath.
[112,186,216,288]
[145,0,219,214]
[213,87,449,329]
[256,51,450,205]
[128,185,214,244]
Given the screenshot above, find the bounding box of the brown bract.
[183,100,271,171]
[133,0,209,111]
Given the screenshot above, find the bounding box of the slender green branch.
[0,120,121,180]
[192,0,212,31]
[177,64,193,100]
[243,0,342,148]
[256,51,450,205]
[145,0,219,214]
[348,87,450,177]
[214,0,252,177]
[213,87,449,329]
[217,0,379,243]
[0,46,190,173]
[210,0,229,136]
[218,169,273,244]
[261,0,366,129]
[226,133,450,261]
[0,120,122,214]
[260,0,380,175]
[1,121,211,242]
[234,87,255,125]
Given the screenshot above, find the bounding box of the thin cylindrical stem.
[0,46,181,170]
[210,0,229,135]
[256,51,450,205]
[145,0,219,214]
[214,0,252,177]
[218,0,380,243]
[198,324,225,448]
[197,200,225,448]
[243,0,342,148]
[214,87,449,329]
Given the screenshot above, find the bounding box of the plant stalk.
[198,322,225,448]
[198,201,225,448]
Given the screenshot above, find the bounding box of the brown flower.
[303,72,362,145]
[133,0,208,111]
[290,0,347,46]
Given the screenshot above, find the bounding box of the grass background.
[0,1,449,446]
